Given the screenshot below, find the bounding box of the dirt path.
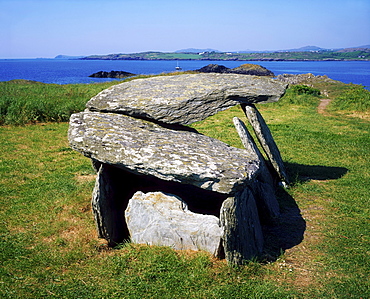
[317,98,331,115]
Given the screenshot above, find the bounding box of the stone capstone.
[125,191,223,256]
[69,111,261,194]
[86,73,287,125]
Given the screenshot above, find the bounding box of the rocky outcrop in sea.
[196,63,274,76]
[89,70,135,78]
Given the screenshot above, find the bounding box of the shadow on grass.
[286,162,348,183]
[261,187,306,261]
[261,162,348,261]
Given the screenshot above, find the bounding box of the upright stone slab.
[86,73,287,125]
[125,191,223,256]
[241,104,289,185]
[233,117,280,220]
[69,111,260,194]
[92,164,130,246]
[220,187,263,264]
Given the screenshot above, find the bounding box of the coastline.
[0,59,369,88]
[79,49,370,62]
[79,57,370,62]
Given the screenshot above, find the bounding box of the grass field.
[0,77,369,298]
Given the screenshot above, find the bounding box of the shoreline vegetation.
[1,73,369,297]
[79,48,370,61]
[0,79,118,125]
[1,72,369,126]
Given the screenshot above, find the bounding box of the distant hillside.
[221,46,327,53]
[174,46,328,53]
[278,46,326,52]
[354,45,370,49]
[55,55,85,59]
[337,46,370,53]
[235,45,370,53]
[81,45,370,61]
[175,48,221,53]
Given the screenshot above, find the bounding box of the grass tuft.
[330,84,370,112]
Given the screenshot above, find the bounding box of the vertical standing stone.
[92,163,130,246]
[233,117,280,220]
[220,187,263,264]
[241,104,289,186]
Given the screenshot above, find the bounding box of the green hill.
[81,48,370,61]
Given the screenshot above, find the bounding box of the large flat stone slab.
[69,111,261,194]
[86,73,287,125]
[125,191,222,256]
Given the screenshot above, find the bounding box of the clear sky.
[1,0,369,58]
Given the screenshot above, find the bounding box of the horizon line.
[2,44,370,59]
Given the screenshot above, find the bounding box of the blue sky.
[1,0,369,58]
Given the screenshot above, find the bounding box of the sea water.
[0,59,369,89]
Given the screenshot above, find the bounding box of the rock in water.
[86,73,287,125]
[89,70,135,78]
[230,64,274,76]
[125,191,223,256]
[196,64,231,73]
[69,111,260,194]
[196,64,274,76]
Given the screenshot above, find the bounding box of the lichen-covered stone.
[86,73,287,125]
[220,187,263,264]
[241,104,289,185]
[233,117,280,220]
[69,111,260,194]
[125,191,222,256]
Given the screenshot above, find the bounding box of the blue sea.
[0,59,369,89]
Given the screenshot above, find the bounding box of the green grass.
[330,84,370,112]
[0,78,369,298]
[0,80,123,125]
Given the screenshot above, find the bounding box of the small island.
[89,70,136,78]
[196,63,274,76]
